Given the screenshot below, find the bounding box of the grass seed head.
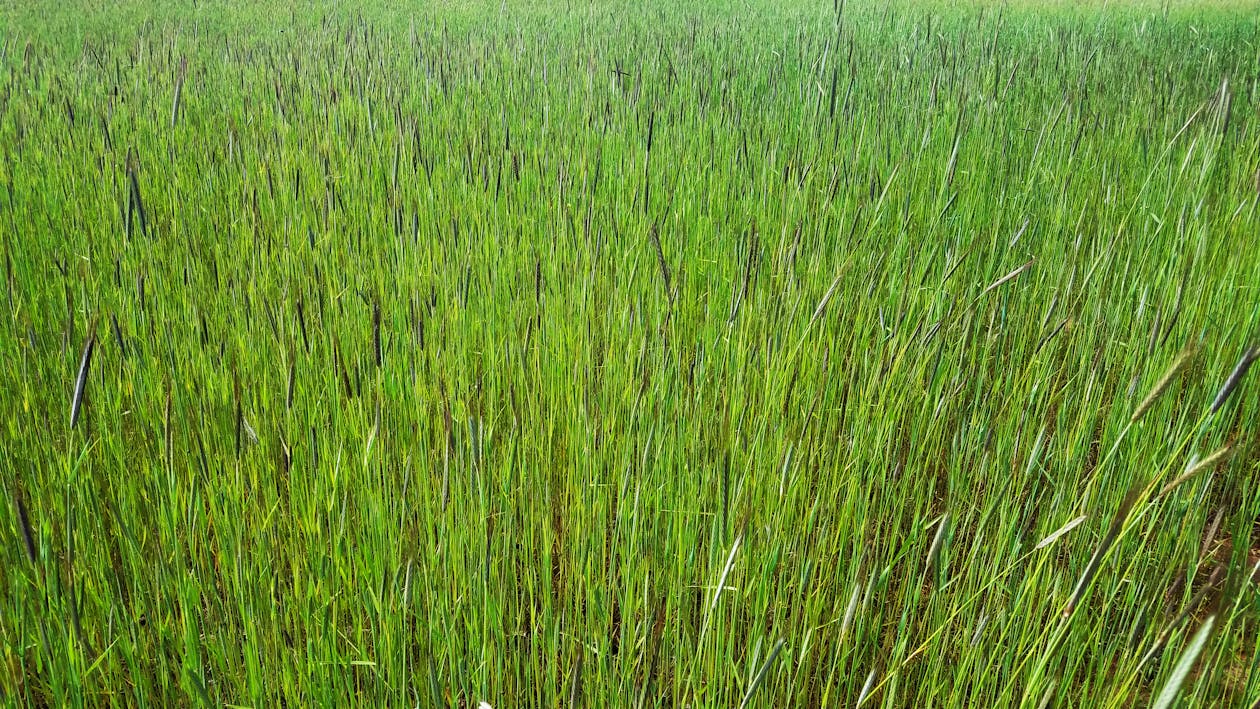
[13,492,36,565]
[1130,346,1195,423]
[1209,344,1258,414]
[69,325,96,430]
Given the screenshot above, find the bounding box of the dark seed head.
[14,493,36,565]
[1209,344,1259,414]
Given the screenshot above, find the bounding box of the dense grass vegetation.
[3,0,1260,705]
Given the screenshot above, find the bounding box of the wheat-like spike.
[1160,445,1232,496]
[1131,347,1195,423]
[855,668,878,707]
[1209,344,1258,413]
[14,492,36,565]
[648,223,671,295]
[69,326,96,429]
[978,258,1034,299]
[1034,515,1088,550]
[171,55,188,128]
[567,652,583,708]
[925,514,949,584]
[698,534,742,647]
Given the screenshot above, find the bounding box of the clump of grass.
[1,1,1258,706]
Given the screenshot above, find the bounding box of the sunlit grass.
[2,0,1259,706]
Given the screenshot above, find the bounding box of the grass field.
[3,0,1260,706]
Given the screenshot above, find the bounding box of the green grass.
[2,0,1260,705]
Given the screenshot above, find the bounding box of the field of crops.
[3,0,1260,705]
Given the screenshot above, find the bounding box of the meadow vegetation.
[2,0,1260,705]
